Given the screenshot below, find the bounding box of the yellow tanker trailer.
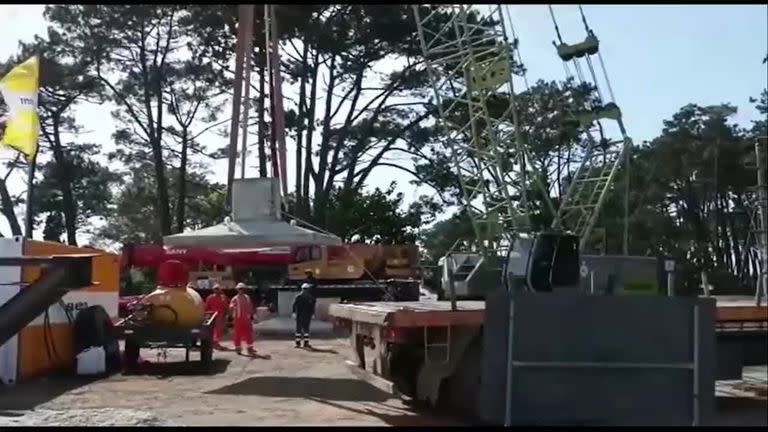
[114,260,217,370]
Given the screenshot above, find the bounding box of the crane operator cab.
[511,231,580,294]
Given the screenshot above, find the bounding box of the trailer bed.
[330,296,766,329]
[329,300,485,328]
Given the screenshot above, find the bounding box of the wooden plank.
[716,306,768,323]
[389,309,485,328]
[713,296,767,322]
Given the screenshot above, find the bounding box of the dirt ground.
[0,335,459,426]
[0,332,765,426]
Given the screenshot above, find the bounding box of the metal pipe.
[446,255,457,312]
[225,6,249,210]
[503,295,517,427]
[692,305,700,426]
[755,138,767,306]
[0,266,68,348]
[239,5,255,180]
[623,134,631,255]
[667,271,675,297]
[700,271,710,297]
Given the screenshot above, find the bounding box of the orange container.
[13,239,120,382]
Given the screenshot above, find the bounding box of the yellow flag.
[0,56,40,159]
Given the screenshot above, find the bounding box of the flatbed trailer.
[269,279,421,302]
[711,296,768,380]
[330,295,765,424]
[329,300,485,418]
[113,311,217,371]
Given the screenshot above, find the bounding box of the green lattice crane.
[412,5,552,263]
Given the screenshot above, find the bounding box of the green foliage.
[0,5,761,301]
[31,143,120,242]
[323,184,439,244]
[95,162,227,244]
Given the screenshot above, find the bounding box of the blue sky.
[0,5,766,242]
[508,4,767,141]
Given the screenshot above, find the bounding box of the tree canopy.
[0,5,764,295]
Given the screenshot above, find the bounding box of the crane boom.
[413,5,549,261]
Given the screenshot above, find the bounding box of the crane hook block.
[555,33,600,62]
[568,102,623,128]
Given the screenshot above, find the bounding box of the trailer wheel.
[200,338,213,370]
[124,339,140,371]
[388,343,423,398]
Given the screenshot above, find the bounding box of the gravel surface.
[0,408,179,426]
[0,335,457,427]
[0,324,764,426]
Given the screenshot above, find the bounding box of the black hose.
[42,300,74,365]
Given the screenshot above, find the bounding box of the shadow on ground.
[205,376,389,402]
[122,358,231,378]
[306,397,464,426]
[0,374,107,411]
[300,346,338,354]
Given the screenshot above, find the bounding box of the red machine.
[120,244,294,270]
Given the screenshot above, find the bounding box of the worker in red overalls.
[229,282,255,354]
[204,284,229,349]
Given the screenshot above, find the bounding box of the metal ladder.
[424,325,452,365]
[555,137,626,247]
[547,6,634,252]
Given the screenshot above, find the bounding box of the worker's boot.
[303,340,310,348]
[247,346,256,355]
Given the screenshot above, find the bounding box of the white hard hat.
[235,282,247,289]
[301,283,312,290]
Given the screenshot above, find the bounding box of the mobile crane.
[330,5,716,426]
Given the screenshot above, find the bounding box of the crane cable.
[547,4,618,147]
[578,5,617,104]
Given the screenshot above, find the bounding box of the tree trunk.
[51,118,79,246]
[175,128,189,234]
[152,66,171,236]
[302,52,320,218]
[294,43,309,217]
[0,178,21,236]
[313,56,338,227]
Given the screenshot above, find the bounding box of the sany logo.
[166,249,187,255]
